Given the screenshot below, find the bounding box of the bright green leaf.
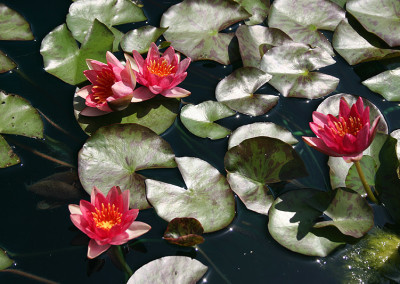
[362,67,400,101]
[233,0,270,25]
[121,26,168,54]
[0,248,13,270]
[0,4,34,40]
[0,50,16,73]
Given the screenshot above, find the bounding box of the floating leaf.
[66,0,146,51]
[268,188,373,257]
[0,4,34,40]
[41,20,114,85]
[233,0,270,25]
[329,0,347,7]
[345,156,377,196]
[180,101,235,140]
[0,50,16,73]
[163,217,205,247]
[224,137,307,215]
[0,248,13,270]
[146,157,235,233]
[0,135,19,168]
[121,26,168,54]
[215,67,278,116]
[362,67,400,101]
[78,124,176,209]
[260,43,339,99]
[347,0,400,47]
[268,0,345,55]
[74,93,179,135]
[228,122,298,150]
[127,256,207,284]
[160,0,251,64]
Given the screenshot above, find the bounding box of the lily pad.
[0,135,19,168]
[127,256,207,284]
[41,20,114,85]
[228,122,298,149]
[78,123,176,209]
[0,4,34,40]
[121,26,168,54]
[180,101,235,140]
[259,43,339,99]
[66,0,146,51]
[345,155,377,197]
[146,157,235,233]
[163,217,205,247]
[0,50,16,73]
[215,67,278,116]
[233,0,270,25]
[74,93,180,135]
[160,0,251,65]
[268,188,373,257]
[0,248,13,270]
[224,137,307,215]
[268,0,345,56]
[347,0,400,47]
[362,67,400,101]
[329,0,347,7]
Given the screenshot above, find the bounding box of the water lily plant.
[69,186,151,259]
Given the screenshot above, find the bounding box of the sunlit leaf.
[163,217,205,247]
[146,157,235,233]
[160,0,251,64]
[233,0,270,25]
[362,67,400,101]
[0,4,34,40]
[0,50,16,73]
[127,256,207,284]
[121,26,168,54]
[215,67,278,116]
[345,156,377,197]
[78,124,176,209]
[180,101,235,140]
[260,43,339,99]
[0,248,13,270]
[0,135,19,168]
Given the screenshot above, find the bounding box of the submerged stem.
[111,245,133,278]
[1,269,59,284]
[196,246,231,284]
[354,160,378,204]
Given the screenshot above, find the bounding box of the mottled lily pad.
[233,0,270,25]
[345,156,377,197]
[0,248,13,270]
[78,123,176,209]
[121,26,168,54]
[41,20,114,85]
[127,256,207,284]
[268,188,373,257]
[146,157,235,233]
[362,67,400,101]
[0,4,34,40]
[224,137,307,215]
[74,93,179,135]
[0,50,16,73]
[160,0,251,64]
[347,0,400,47]
[163,217,205,247]
[215,67,278,116]
[180,101,235,140]
[260,43,339,99]
[66,0,146,51]
[268,0,345,55]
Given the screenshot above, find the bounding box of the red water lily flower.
[127,42,191,99]
[69,186,151,259]
[302,97,380,162]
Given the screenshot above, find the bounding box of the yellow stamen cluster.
[92,69,114,103]
[331,116,363,137]
[147,59,175,77]
[92,203,122,231]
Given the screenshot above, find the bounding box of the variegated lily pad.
[268,0,345,56]
[260,43,339,99]
[224,137,307,215]
[78,124,176,210]
[163,217,205,247]
[268,188,373,257]
[215,67,278,116]
[233,0,270,25]
[0,4,34,40]
[362,67,400,101]
[347,0,400,47]
[180,101,235,140]
[146,157,235,233]
[160,0,251,64]
[121,26,168,54]
[0,50,16,73]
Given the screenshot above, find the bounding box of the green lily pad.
[268,0,345,56]
[333,20,400,65]
[362,67,400,101]
[0,4,34,40]
[215,67,278,116]
[146,157,235,233]
[160,0,251,65]
[180,101,235,140]
[78,123,176,209]
[0,248,13,270]
[41,20,114,85]
[224,137,307,215]
[347,0,400,47]
[344,156,377,197]
[74,93,180,135]
[236,25,292,68]
[0,135,19,168]
[127,256,208,284]
[228,122,298,149]
[233,0,270,25]
[121,26,168,54]
[0,50,16,73]
[163,217,205,247]
[268,188,373,257]
[66,0,146,51]
[259,43,339,99]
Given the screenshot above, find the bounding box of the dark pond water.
[1,0,400,283]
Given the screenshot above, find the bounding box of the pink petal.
[70,214,88,234]
[147,42,160,61]
[86,59,107,71]
[339,98,351,118]
[311,111,328,127]
[111,81,133,98]
[368,116,380,143]
[120,59,136,88]
[77,85,92,99]
[361,106,370,125]
[161,87,191,98]
[309,122,322,136]
[87,239,111,259]
[342,134,357,153]
[162,45,176,64]
[106,186,121,204]
[131,51,144,74]
[355,125,369,151]
[68,204,82,215]
[302,137,342,157]
[355,97,364,116]
[175,58,191,75]
[106,51,124,69]
[125,221,151,240]
[168,73,187,89]
[79,200,95,218]
[80,107,111,117]
[125,53,140,73]
[131,86,158,102]
[149,85,163,94]
[121,190,130,212]
[83,70,98,84]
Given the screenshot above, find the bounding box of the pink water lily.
[127,42,191,99]
[69,186,151,259]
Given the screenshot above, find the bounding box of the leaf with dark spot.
[164,217,205,247]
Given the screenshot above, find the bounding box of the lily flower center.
[331,116,363,137]
[92,67,115,104]
[147,59,175,77]
[92,203,122,231]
